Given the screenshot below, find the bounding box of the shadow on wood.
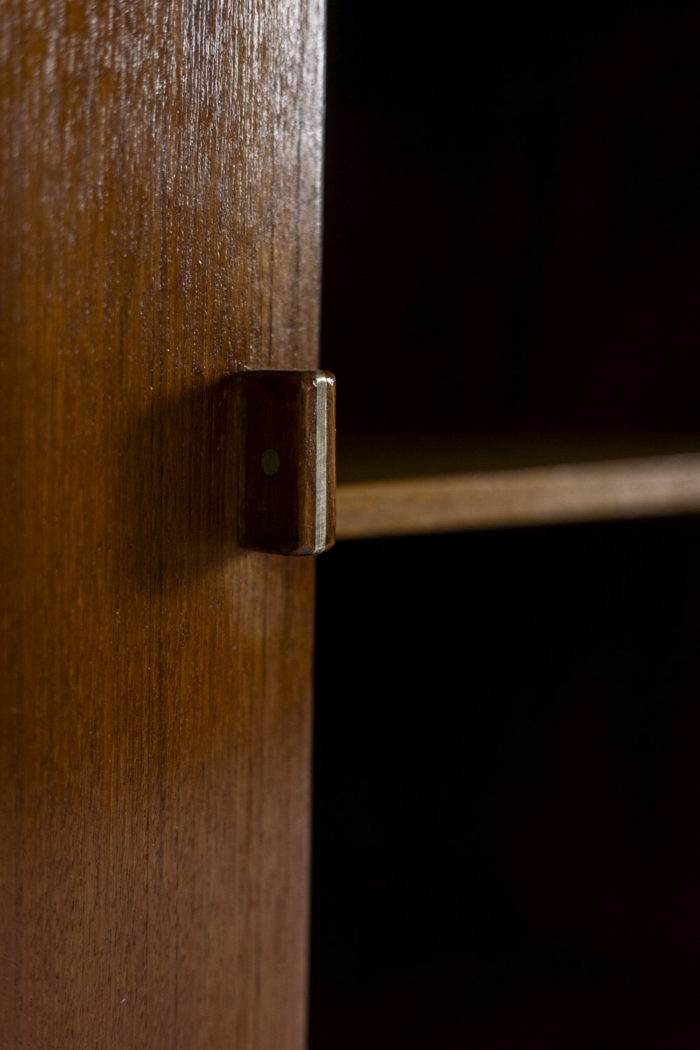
[118,376,239,593]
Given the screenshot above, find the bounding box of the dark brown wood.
[236,370,336,555]
[337,453,700,539]
[336,433,700,484]
[0,2,324,1048]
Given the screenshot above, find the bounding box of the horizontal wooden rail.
[336,453,700,539]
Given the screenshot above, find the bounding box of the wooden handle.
[235,370,336,555]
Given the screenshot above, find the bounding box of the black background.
[311,2,700,1046]
[312,522,700,1048]
[320,0,700,441]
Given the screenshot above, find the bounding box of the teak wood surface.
[0,3,324,1048]
[336,454,700,539]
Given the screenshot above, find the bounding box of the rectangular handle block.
[235,370,336,555]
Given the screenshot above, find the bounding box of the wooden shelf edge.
[336,453,700,540]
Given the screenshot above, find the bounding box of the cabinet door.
[0,3,324,1047]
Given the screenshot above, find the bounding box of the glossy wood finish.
[236,371,336,555]
[0,2,324,1048]
[337,454,700,539]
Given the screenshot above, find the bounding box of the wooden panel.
[336,433,700,484]
[337,454,700,539]
[0,2,324,1048]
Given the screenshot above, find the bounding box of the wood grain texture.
[0,1,324,1048]
[336,454,700,539]
[236,370,336,555]
[336,433,700,483]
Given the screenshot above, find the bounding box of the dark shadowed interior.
[311,1,700,1045]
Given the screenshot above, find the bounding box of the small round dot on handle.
[261,449,280,476]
